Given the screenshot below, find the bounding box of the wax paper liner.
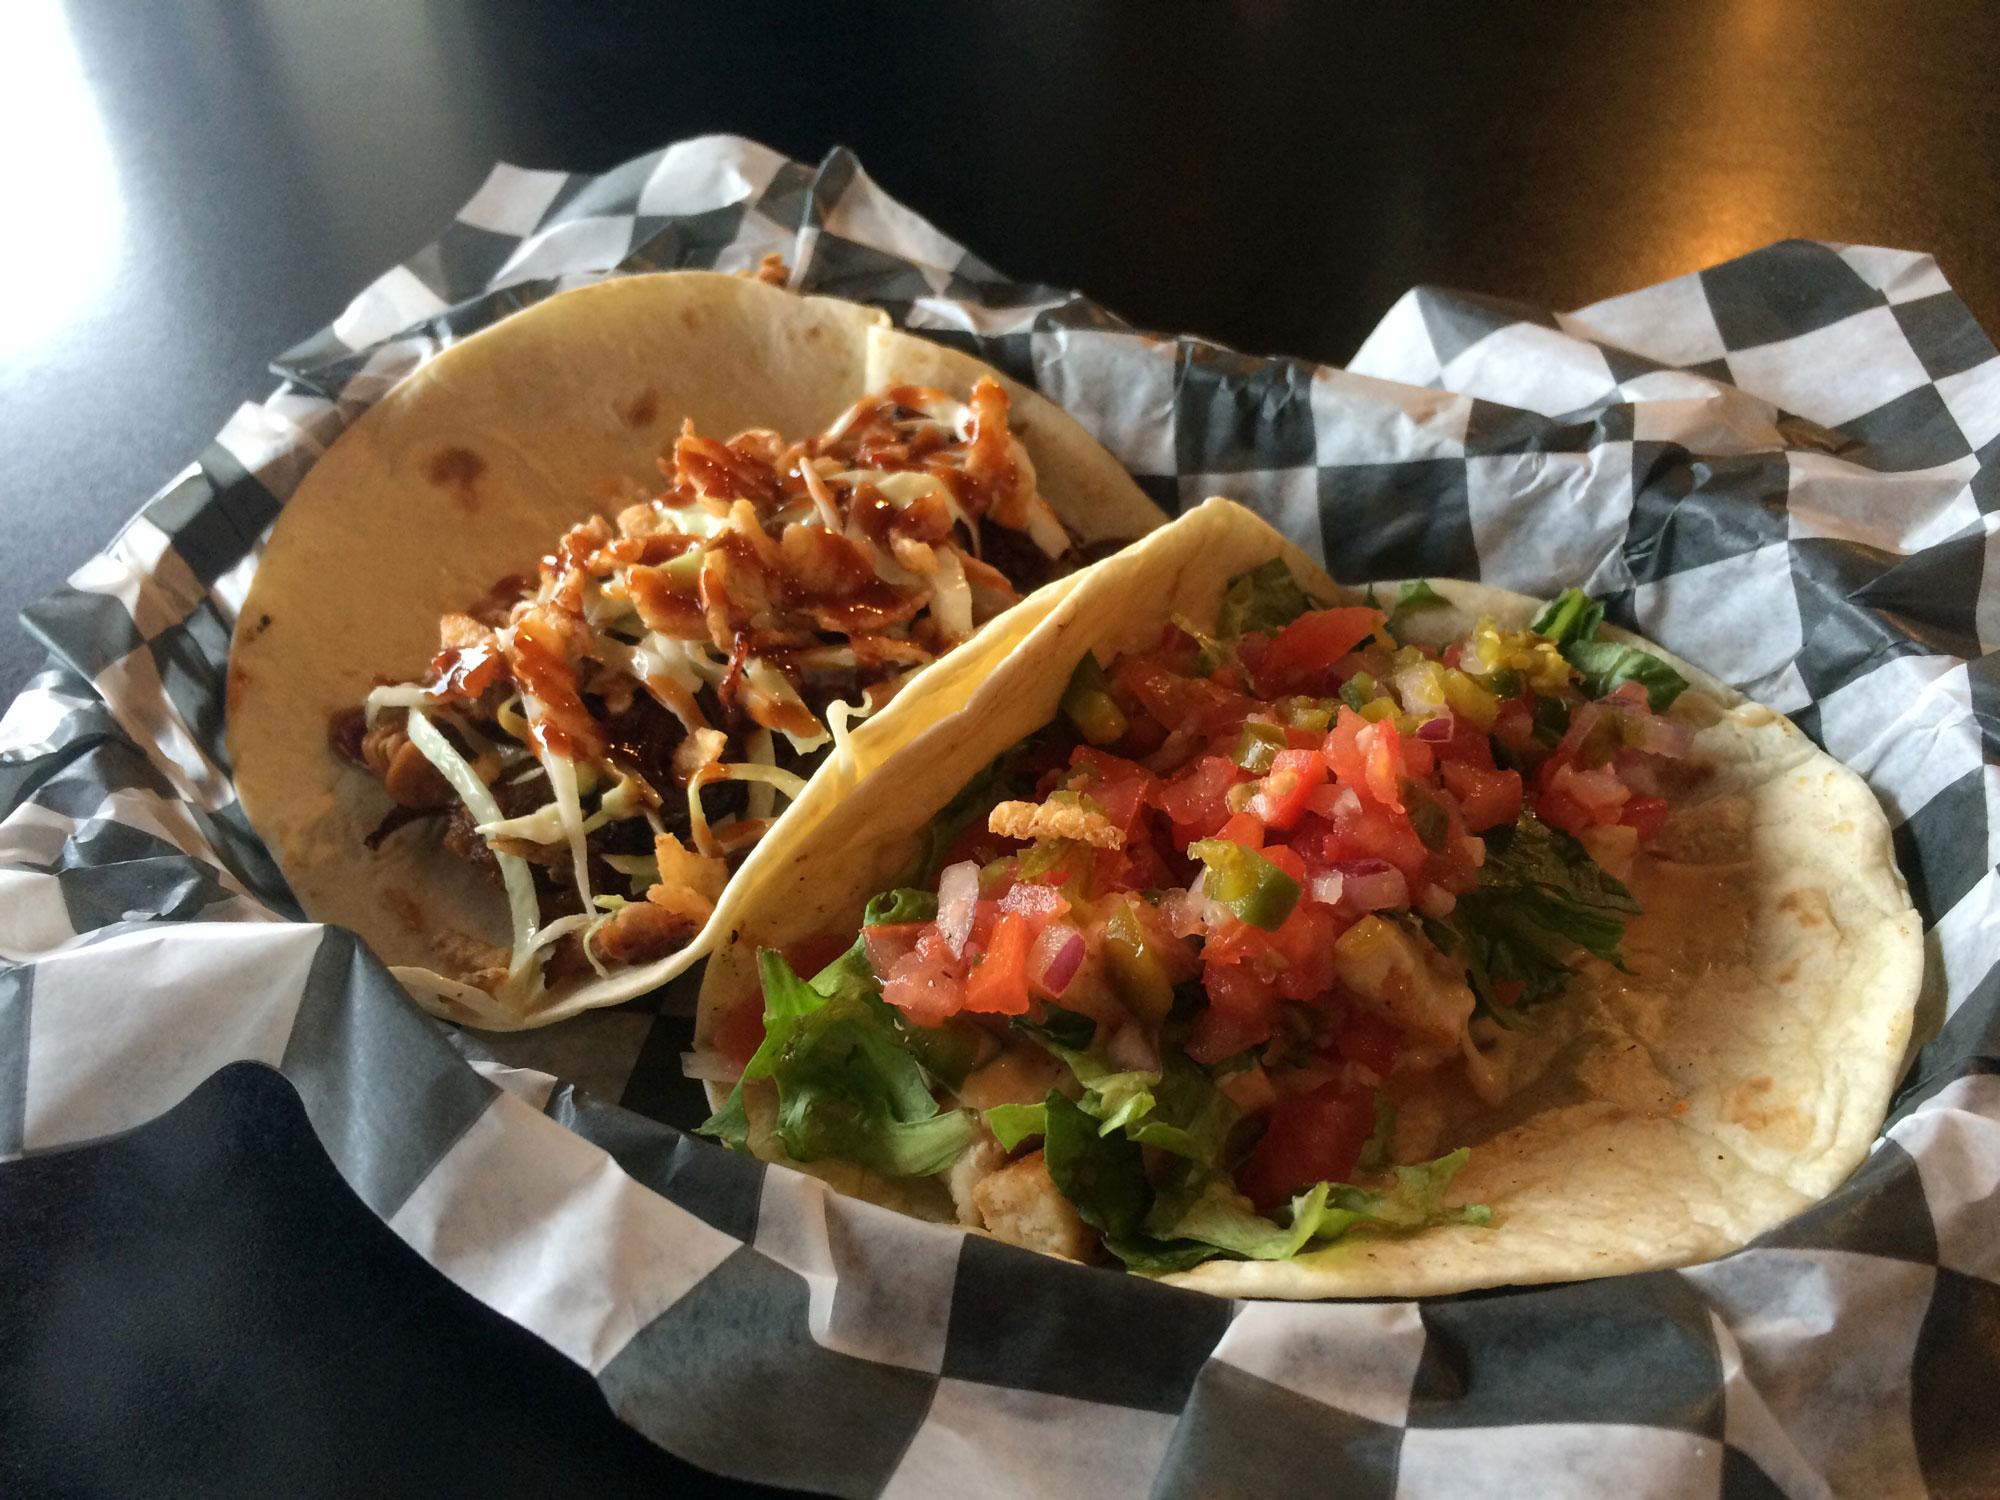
[3,136,1996,1499]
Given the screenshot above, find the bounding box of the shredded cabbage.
[364,683,432,725]
[743,728,778,822]
[401,708,543,998]
[930,545,974,641]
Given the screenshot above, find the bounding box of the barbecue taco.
[692,497,1922,1298]
[226,271,1166,1028]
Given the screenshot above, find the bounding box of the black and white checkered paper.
[3,136,1996,1497]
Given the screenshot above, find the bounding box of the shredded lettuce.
[698,948,971,1178]
[1529,588,1688,711]
[1117,1150,1489,1270]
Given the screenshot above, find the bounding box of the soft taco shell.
[226,271,1164,1028]
[696,497,1924,1298]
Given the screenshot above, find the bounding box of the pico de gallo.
[331,378,1115,1020]
[699,562,1703,1271]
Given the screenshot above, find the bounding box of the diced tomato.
[1323,707,1405,811]
[1188,960,1279,1063]
[999,882,1070,926]
[1068,746,1160,843]
[712,988,767,1067]
[1442,642,1464,668]
[882,929,967,1025]
[1218,811,1266,850]
[783,931,857,980]
[1398,736,1436,780]
[1235,1082,1377,1212]
[1331,1012,1401,1075]
[1188,1005,1272,1066]
[1441,762,1524,833]
[1430,713,1497,768]
[1536,785,1595,837]
[1254,608,1387,695]
[1493,979,1526,1008]
[1156,754,1241,843]
[1620,794,1669,841]
[938,818,1018,874]
[1113,656,1257,735]
[861,921,929,978]
[1249,748,1328,830]
[962,912,1034,1015]
[1491,698,1535,760]
[1265,898,1345,1002]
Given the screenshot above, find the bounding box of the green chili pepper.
[1102,899,1176,1023]
[1340,672,1378,713]
[1061,653,1128,746]
[1277,696,1334,733]
[1189,839,1301,931]
[1232,720,1287,773]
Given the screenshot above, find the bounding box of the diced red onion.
[1624,712,1692,759]
[937,860,980,955]
[1030,922,1086,996]
[1415,883,1457,919]
[1324,858,1408,911]
[680,1048,743,1085]
[1416,714,1457,744]
[1105,1023,1160,1073]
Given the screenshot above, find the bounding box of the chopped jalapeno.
[1188,839,1301,931]
[1232,720,1287,772]
[1061,653,1129,746]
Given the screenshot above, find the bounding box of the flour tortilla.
[695,497,1924,1298]
[225,271,1166,1029]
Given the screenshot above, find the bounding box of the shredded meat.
[590,895,701,966]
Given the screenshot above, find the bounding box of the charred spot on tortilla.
[226,664,252,714]
[426,445,487,511]
[618,389,661,428]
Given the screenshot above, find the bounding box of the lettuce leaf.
[1042,1092,1150,1241]
[1430,808,1640,1019]
[1109,1149,1489,1272]
[1383,578,1449,643]
[697,947,971,1178]
[1529,587,1687,711]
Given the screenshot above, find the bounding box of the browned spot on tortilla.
[1776,889,1827,928]
[427,446,486,511]
[805,325,823,343]
[225,664,252,715]
[238,611,273,644]
[619,388,661,428]
[680,306,700,331]
[384,888,427,934]
[1776,959,1800,984]
[1724,1077,1811,1149]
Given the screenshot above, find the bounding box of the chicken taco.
[692,498,1922,1297]
[226,271,1165,1028]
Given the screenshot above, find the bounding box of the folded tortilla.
[225,271,1165,1028]
[695,497,1924,1297]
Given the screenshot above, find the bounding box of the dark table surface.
[5,1,1999,1493]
